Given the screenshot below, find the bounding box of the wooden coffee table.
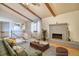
[30,41,49,52]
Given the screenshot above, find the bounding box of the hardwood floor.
[50,42,79,56]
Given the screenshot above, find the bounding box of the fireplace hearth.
[52,33,62,39]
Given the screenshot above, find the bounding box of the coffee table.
[30,41,49,52]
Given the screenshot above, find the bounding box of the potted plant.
[42,29,47,41]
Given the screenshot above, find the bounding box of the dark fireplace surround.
[52,33,62,39]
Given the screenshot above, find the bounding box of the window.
[13,24,22,36]
[31,21,40,33]
[13,24,21,31]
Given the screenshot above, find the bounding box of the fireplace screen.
[52,33,62,39]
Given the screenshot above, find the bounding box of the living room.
[0,3,79,56]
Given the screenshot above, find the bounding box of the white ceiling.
[0,4,28,23]
[50,3,79,15]
[27,3,52,18]
[0,3,79,22]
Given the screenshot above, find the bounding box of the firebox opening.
[52,33,62,39]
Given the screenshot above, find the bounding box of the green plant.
[42,29,47,41]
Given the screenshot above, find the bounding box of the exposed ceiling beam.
[19,3,41,20]
[45,3,56,17]
[1,3,33,22]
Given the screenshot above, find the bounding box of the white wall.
[42,11,79,42]
[25,21,31,38]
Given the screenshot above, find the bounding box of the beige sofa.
[3,39,28,56]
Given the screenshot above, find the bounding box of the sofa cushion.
[13,46,28,56]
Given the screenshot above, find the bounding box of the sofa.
[2,39,42,56]
[0,39,10,56]
[3,39,28,56]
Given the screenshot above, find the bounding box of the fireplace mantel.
[49,23,69,41]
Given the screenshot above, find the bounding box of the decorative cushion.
[6,38,16,45]
[13,46,23,52]
[4,38,16,47]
